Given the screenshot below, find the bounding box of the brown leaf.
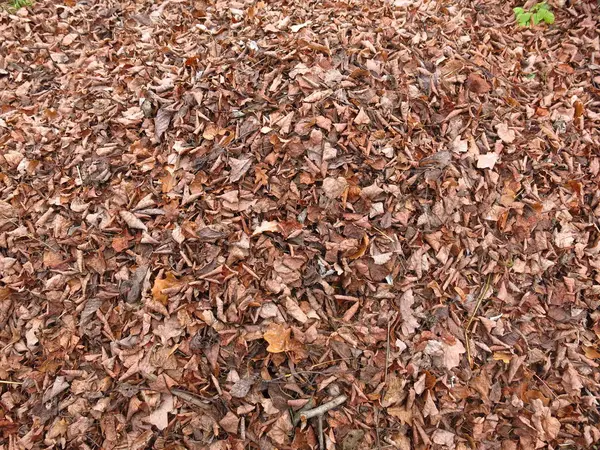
[322,176,348,199]
[583,345,600,359]
[477,152,499,169]
[119,210,147,231]
[142,395,173,430]
[154,107,173,141]
[349,234,369,260]
[230,377,255,398]
[219,411,239,435]
[466,72,491,94]
[152,272,182,305]
[496,123,515,143]
[354,108,371,125]
[229,156,253,182]
[263,323,291,353]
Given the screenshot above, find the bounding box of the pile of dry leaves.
[1,0,600,448]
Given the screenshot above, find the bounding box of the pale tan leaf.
[354,108,371,125]
[119,210,147,231]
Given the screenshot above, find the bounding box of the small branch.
[240,415,246,440]
[464,274,492,367]
[317,415,324,450]
[298,395,347,422]
[171,388,210,408]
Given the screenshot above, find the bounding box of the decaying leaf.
[263,323,291,353]
[477,152,499,169]
[119,210,148,231]
[151,272,182,305]
[2,0,599,447]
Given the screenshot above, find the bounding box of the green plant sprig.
[514,2,555,27]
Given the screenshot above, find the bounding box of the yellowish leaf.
[493,351,512,364]
[152,272,181,305]
[263,323,291,353]
[583,345,600,359]
[203,123,218,140]
[349,234,369,260]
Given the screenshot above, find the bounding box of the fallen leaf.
[496,123,515,143]
[466,72,491,94]
[253,220,280,236]
[263,323,291,353]
[154,107,173,141]
[119,210,147,231]
[477,152,499,169]
[349,234,369,260]
[303,89,332,103]
[354,108,371,125]
[152,272,182,305]
[493,351,512,364]
[229,156,253,182]
[230,377,255,398]
[142,395,173,430]
[322,176,348,199]
[583,345,600,359]
[219,411,239,434]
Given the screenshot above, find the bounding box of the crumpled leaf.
[253,220,280,236]
[322,176,348,199]
[230,377,255,398]
[477,152,499,169]
[154,107,173,141]
[152,272,182,305]
[263,323,291,353]
[466,72,491,94]
[496,123,515,143]
[119,210,147,231]
[143,395,173,430]
[354,108,371,125]
[229,156,253,182]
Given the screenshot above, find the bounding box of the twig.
[240,415,246,440]
[374,406,382,450]
[317,415,324,450]
[384,314,392,386]
[171,388,211,408]
[0,380,22,385]
[464,274,492,367]
[297,395,347,422]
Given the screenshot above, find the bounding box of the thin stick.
[298,395,347,422]
[0,380,22,385]
[171,388,210,408]
[240,415,246,440]
[384,314,392,386]
[374,406,382,450]
[464,274,492,367]
[317,415,324,450]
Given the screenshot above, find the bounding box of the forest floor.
[1,0,600,449]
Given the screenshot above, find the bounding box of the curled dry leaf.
[151,272,182,305]
[263,323,291,353]
[496,123,515,143]
[466,72,491,94]
[477,152,499,170]
[354,108,371,125]
[119,210,147,231]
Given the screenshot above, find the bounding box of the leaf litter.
[0,0,600,449]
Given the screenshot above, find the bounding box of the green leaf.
[517,12,532,26]
[533,12,542,25]
[538,9,555,24]
[513,7,525,14]
[537,2,550,10]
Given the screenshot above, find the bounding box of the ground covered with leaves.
[1,0,600,448]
